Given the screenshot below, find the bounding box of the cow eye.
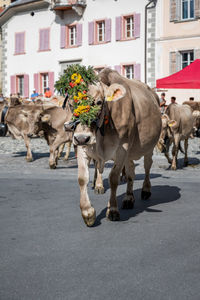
[97,100,102,105]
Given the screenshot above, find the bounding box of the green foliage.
[54,64,100,127]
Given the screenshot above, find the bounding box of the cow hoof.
[141,190,151,200]
[106,208,120,221]
[171,165,177,171]
[26,157,33,162]
[122,194,135,209]
[94,186,105,194]
[49,163,56,169]
[81,207,96,227]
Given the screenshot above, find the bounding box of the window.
[182,0,194,20]
[69,25,77,46]
[60,60,82,75]
[17,75,24,96]
[181,50,194,68]
[97,21,105,42]
[39,28,50,51]
[15,32,25,55]
[124,16,134,39]
[41,73,49,94]
[115,14,140,41]
[124,65,134,79]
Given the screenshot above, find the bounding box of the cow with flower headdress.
[61,66,162,226]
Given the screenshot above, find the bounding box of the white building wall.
[3,0,146,97]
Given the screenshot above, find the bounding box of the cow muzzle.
[64,120,80,132]
[73,133,91,146]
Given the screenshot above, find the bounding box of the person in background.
[159,92,166,114]
[0,93,4,102]
[44,87,52,98]
[31,89,39,101]
[189,97,194,101]
[171,96,177,104]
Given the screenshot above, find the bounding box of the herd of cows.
[0,68,200,226]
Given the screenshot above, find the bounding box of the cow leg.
[106,148,126,221]
[93,160,104,194]
[24,134,33,162]
[64,141,72,161]
[184,138,189,166]
[122,160,135,209]
[58,143,65,159]
[171,135,179,170]
[78,146,96,227]
[141,150,153,200]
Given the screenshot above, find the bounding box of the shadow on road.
[94,185,181,226]
[102,173,169,193]
[13,151,50,159]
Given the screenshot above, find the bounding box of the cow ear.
[105,83,126,102]
[168,120,177,128]
[192,110,200,118]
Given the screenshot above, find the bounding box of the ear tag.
[106,96,114,102]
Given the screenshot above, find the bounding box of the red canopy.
[156,59,200,89]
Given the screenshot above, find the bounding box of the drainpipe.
[144,0,157,84]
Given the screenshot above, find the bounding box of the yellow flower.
[74,105,90,116]
[71,73,82,84]
[78,92,84,99]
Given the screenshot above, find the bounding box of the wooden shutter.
[60,25,66,48]
[134,14,140,38]
[48,72,54,95]
[114,65,121,74]
[176,52,182,71]
[10,75,16,94]
[170,0,180,21]
[134,64,141,80]
[76,24,82,46]
[116,16,122,41]
[15,33,24,54]
[105,18,111,42]
[24,75,29,98]
[170,51,177,74]
[195,0,200,18]
[39,29,49,51]
[88,21,94,45]
[194,49,200,59]
[34,73,39,93]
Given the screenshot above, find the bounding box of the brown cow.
[34,106,73,168]
[157,103,195,170]
[183,101,200,137]
[64,68,161,226]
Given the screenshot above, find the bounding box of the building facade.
[0,0,157,98]
[155,0,200,103]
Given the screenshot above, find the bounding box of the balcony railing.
[52,0,86,11]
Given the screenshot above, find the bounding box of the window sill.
[14,52,26,55]
[90,41,110,46]
[171,18,197,24]
[38,49,51,52]
[117,37,137,42]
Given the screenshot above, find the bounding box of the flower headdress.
[55,64,100,126]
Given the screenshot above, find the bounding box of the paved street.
[0,136,200,300]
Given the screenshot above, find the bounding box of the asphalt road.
[0,137,200,300]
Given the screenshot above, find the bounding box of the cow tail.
[179,142,185,154]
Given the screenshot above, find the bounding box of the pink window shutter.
[76,24,82,46]
[60,25,66,48]
[10,75,16,94]
[134,64,141,80]
[105,19,111,42]
[88,21,94,45]
[19,33,25,53]
[114,65,121,74]
[24,75,29,98]
[44,29,49,50]
[34,73,39,93]
[134,13,140,38]
[15,34,20,54]
[116,16,122,41]
[48,72,54,95]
